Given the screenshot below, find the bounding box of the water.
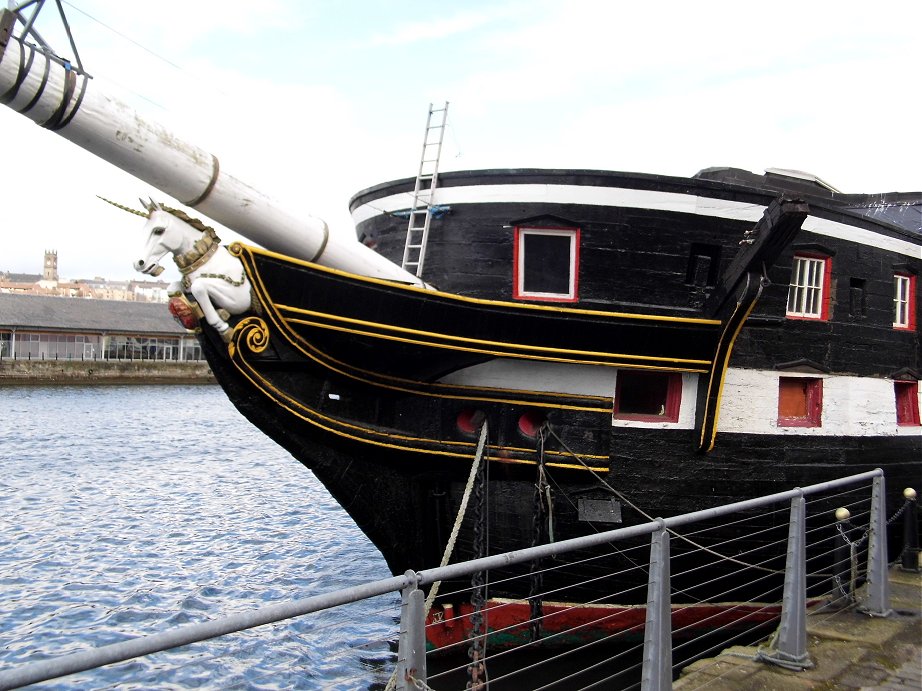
[0,385,399,689]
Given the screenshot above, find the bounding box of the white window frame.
[514,226,579,302]
[893,273,912,329]
[786,255,828,319]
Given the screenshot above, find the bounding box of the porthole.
[517,410,547,438]
[456,409,486,435]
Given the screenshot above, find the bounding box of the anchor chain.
[834,497,914,598]
[466,425,488,690]
[837,497,910,552]
[527,424,552,643]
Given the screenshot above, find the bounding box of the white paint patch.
[718,369,922,437]
[437,359,617,398]
[352,184,921,259]
[439,357,921,438]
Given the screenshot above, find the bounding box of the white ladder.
[401,101,449,277]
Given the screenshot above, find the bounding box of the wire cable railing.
[0,468,916,691]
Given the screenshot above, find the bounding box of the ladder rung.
[403,102,447,276]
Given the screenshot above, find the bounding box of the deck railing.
[0,468,915,691]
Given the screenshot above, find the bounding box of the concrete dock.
[675,565,921,690]
[0,358,215,384]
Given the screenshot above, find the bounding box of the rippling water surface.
[0,385,398,689]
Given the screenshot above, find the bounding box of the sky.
[1,0,920,282]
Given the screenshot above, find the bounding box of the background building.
[1,250,169,301]
[0,293,203,361]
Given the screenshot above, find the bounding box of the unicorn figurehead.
[100,196,253,340]
[134,198,219,278]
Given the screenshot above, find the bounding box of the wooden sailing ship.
[2,7,919,649]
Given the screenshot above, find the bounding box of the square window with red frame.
[613,371,682,422]
[513,226,580,302]
[894,380,921,426]
[778,376,823,427]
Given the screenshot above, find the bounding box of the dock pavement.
[674,564,921,690]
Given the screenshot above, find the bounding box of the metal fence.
[0,468,915,691]
[0,337,205,361]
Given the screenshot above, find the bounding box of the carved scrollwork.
[229,316,270,357]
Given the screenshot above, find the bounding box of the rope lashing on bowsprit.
[385,423,489,691]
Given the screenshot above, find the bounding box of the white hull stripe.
[439,360,922,437]
[352,184,921,259]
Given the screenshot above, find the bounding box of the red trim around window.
[894,273,917,331]
[777,377,823,427]
[786,253,832,322]
[613,371,682,422]
[512,226,580,302]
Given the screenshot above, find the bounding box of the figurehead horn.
[96,195,149,218]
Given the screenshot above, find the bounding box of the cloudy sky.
[1,0,919,281]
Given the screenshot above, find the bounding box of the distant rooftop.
[0,293,186,335]
[1,272,41,283]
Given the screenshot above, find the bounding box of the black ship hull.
[192,168,918,643]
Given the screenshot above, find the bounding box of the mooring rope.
[385,423,488,691]
[425,422,489,612]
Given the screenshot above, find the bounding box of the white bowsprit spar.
[0,8,424,287]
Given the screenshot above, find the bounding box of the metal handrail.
[0,468,885,690]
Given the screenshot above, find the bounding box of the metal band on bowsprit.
[18,48,50,114]
[40,66,77,130]
[50,72,88,130]
[184,154,220,208]
[309,221,331,263]
[0,37,32,105]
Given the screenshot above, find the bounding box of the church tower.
[43,249,58,282]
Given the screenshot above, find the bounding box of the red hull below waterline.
[425,597,796,652]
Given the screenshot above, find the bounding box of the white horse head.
[134,200,197,277]
[126,199,253,340]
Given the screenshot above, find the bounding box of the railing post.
[641,521,671,691]
[862,474,891,616]
[758,493,813,670]
[395,570,426,691]
[901,488,919,572]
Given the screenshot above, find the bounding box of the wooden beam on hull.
[695,197,809,453]
[704,197,809,318]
